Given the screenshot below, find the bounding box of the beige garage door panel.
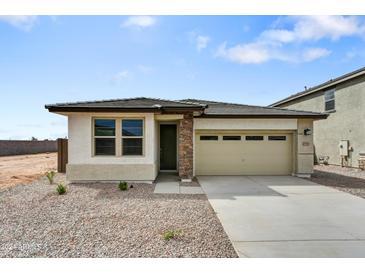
[195,133,293,175]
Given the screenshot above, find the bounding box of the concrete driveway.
[198,176,365,258]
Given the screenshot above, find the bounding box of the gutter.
[198,113,328,119]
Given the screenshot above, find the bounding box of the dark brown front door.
[160,124,177,170]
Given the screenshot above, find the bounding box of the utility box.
[339,140,349,156]
[359,153,365,170]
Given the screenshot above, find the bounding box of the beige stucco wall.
[194,118,298,130]
[65,113,314,180]
[67,164,156,181]
[279,75,365,167]
[296,119,314,176]
[67,112,158,181]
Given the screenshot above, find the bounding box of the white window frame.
[324,89,335,112]
[92,117,145,157]
[121,118,145,156]
[93,118,116,156]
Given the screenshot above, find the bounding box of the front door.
[160,124,177,170]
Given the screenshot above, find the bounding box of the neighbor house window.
[200,136,218,141]
[245,136,264,141]
[122,119,143,155]
[94,119,116,155]
[324,89,335,111]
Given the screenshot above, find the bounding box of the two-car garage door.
[195,132,293,175]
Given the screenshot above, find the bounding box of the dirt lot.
[0,153,57,190]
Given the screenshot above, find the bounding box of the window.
[94,119,116,155]
[200,136,218,141]
[122,119,143,155]
[324,89,335,111]
[268,136,286,141]
[245,136,264,141]
[223,136,241,141]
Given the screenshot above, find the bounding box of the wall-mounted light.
[304,128,312,136]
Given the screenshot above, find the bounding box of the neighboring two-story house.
[270,67,365,168]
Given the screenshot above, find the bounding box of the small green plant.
[162,229,182,241]
[46,170,56,184]
[118,181,128,191]
[56,183,67,195]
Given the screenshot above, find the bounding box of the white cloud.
[196,35,210,51]
[0,16,38,31]
[261,16,364,44]
[121,16,156,29]
[215,16,358,64]
[187,31,210,52]
[216,42,269,64]
[113,70,130,81]
[216,42,331,64]
[260,29,296,44]
[136,64,154,74]
[301,47,331,62]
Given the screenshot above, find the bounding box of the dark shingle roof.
[179,99,327,118]
[46,97,327,118]
[270,66,365,107]
[45,97,206,112]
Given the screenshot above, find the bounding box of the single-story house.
[45,97,327,182]
[270,67,365,168]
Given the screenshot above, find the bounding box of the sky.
[1,15,365,140]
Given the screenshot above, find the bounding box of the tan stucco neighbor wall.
[67,112,158,181]
[279,76,365,167]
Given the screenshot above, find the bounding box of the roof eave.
[45,105,205,113]
[199,114,328,119]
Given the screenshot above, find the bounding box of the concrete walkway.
[154,173,204,194]
[199,175,365,258]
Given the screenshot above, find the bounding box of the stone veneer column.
[178,113,194,180]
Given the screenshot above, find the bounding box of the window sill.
[92,155,145,158]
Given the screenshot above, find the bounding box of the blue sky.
[1,15,365,140]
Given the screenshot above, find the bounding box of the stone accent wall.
[178,113,194,179]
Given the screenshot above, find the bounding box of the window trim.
[93,118,117,156]
[92,117,145,157]
[121,118,144,156]
[324,89,335,112]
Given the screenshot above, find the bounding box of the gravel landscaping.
[0,174,237,258]
[310,165,365,199]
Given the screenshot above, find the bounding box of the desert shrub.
[46,170,56,184]
[162,229,182,241]
[118,181,128,191]
[56,183,67,195]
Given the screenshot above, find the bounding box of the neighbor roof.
[179,99,327,119]
[270,66,365,107]
[45,97,327,119]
